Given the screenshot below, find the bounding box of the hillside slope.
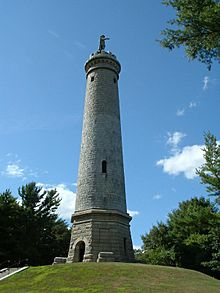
[0,262,219,293]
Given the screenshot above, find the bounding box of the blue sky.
[0,1,219,249]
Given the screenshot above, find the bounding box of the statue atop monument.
[98,35,110,51]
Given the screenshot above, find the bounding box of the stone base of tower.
[66,209,134,263]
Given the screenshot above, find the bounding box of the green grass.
[0,263,219,293]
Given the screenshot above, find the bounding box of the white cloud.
[128,210,139,217]
[36,182,51,188]
[157,144,205,179]
[202,76,217,91]
[2,164,24,178]
[1,155,39,180]
[133,245,142,250]
[189,101,197,108]
[6,153,18,158]
[167,132,186,151]
[153,194,162,200]
[176,101,197,118]
[36,183,76,221]
[56,184,76,220]
[176,101,197,117]
[203,76,209,90]
[176,108,185,116]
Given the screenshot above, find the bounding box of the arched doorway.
[75,241,85,262]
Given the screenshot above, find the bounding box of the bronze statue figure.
[98,35,110,51]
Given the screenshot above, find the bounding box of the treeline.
[136,197,220,278]
[136,133,220,279]
[0,182,70,266]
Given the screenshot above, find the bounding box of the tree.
[140,197,220,278]
[202,225,220,273]
[18,182,70,265]
[167,197,219,275]
[138,222,177,266]
[159,0,220,69]
[0,183,71,266]
[196,132,220,204]
[0,190,23,265]
[141,222,171,251]
[19,182,60,218]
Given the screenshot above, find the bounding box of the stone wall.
[67,209,134,262]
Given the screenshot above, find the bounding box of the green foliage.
[141,222,171,250]
[0,190,23,264]
[168,197,218,239]
[168,197,219,274]
[1,263,220,293]
[196,132,220,204]
[19,182,60,217]
[137,247,177,266]
[160,0,220,69]
[0,183,71,266]
[137,222,178,266]
[201,224,220,272]
[140,197,220,278]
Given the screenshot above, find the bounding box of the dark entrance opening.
[78,242,85,262]
[75,241,85,262]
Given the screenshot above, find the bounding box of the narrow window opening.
[102,160,107,173]
[123,238,127,255]
[113,78,117,83]
[91,76,94,82]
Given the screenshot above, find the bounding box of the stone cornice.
[72,208,131,222]
[85,51,121,77]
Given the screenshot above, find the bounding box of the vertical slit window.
[91,76,94,82]
[123,238,127,255]
[113,78,117,83]
[102,160,107,174]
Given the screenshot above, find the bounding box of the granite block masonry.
[67,36,134,263]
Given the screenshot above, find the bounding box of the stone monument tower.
[67,36,134,263]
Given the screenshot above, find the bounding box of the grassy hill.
[0,262,219,293]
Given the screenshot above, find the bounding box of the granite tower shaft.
[67,37,134,262]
